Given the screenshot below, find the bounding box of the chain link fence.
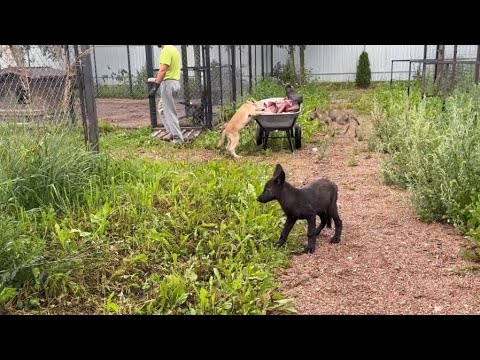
[0,45,82,124]
[91,45,148,99]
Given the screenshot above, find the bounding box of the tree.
[434,45,445,92]
[299,45,306,84]
[0,45,64,67]
[276,45,297,78]
[275,45,308,84]
[0,45,26,67]
[355,50,371,89]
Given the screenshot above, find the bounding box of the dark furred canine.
[257,164,343,253]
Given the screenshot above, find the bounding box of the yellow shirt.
[159,45,181,80]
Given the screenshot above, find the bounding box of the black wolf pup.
[257,164,343,253]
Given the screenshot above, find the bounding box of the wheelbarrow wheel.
[294,124,302,149]
[256,126,264,146]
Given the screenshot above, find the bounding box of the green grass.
[95,84,148,99]
[0,120,305,314]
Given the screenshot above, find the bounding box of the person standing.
[149,45,183,143]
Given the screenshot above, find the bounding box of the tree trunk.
[451,45,458,90]
[288,45,296,76]
[1,45,18,67]
[434,45,445,92]
[8,45,26,67]
[299,46,305,84]
[7,45,30,105]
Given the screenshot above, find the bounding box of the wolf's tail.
[326,185,338,228]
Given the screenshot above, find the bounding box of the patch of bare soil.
[96,99,151,128]
[96,99,221,129]
[96,99,191,129]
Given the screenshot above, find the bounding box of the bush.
[371,84,480,257]
[272,60,312,86]
[355,51,371,89]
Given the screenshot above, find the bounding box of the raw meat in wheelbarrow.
[262,94,303,114]
[286,94,303,112]
[263,96,302,114]
[264,101,278,113]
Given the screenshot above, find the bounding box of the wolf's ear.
[274,170,285,185]
[273,164,283,177]
[273,164,285,185]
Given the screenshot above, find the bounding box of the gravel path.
[274,121,480,315]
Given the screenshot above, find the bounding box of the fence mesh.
[0,45,81,124]
[412,61,480,97]
[92,45,147,99]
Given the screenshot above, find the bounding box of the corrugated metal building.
[2,45,478,85]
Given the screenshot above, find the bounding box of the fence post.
[126,45,133,98]
[205,45,213,129]
[145,45,158,128]
[407,60,412,97]
[64,45,76,124]
[231,45,236,103]
[421,45,427,96]
[218,45,223,106]
[80,45,100,153]
[390,60,394,86]
[74,46,88,148]
[261,45,265,79]
[475,45,480,84]
[270,45,274,77]
[201,45,208,125]
[451,45,458,87]
[239,45,243,97]
[181,45,191,117]
[254,46,257,85]
[92,45,99,94]
[442,63,449,111]
[248,45,252,93]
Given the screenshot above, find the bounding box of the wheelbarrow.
[254,97,302,152]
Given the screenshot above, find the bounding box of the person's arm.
[149,49,172,97]
[155,63,169,84]
[149,63,169,97]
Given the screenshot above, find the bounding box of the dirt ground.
[96,98,220,129]
[96,98,161,128]
[273,129,480,315]
[134,114,480,315]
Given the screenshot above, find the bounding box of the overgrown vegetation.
[370,82,480,260]
[0,121,304,314]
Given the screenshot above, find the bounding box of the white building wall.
[6,45,471,85]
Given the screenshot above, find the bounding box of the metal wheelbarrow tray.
[254,97,302,152]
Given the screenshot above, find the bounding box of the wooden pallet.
[151,127,204,142]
